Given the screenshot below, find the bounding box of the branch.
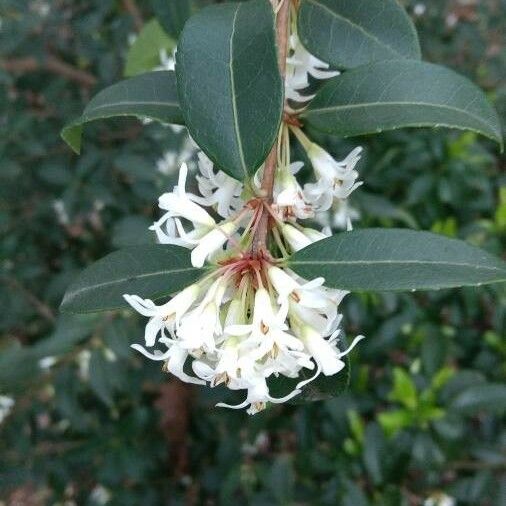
[1,55,97,88]
[122,0,144,32]
[251,0,290,255]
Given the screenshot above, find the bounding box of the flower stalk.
[252,0,291,257]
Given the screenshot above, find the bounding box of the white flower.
[177,277,227,352]
[229,288,304,361]
[190,221,238,267]
[291,319,364,385]
[273,163,314,220]
[217,376,301,415]
[0,395,14,425]
[196,152,243,218]
[304,145,363,212]
[123,283,201,347]
[285,34,339,104]
[132,341,205,385]
[281,223,329,252]
[157,163,214,227]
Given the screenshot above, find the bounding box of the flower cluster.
[125,10,365,414]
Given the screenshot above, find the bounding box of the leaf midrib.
[290,258,506,274]
[66,266,200,300]
[229,2,248,179]
[85,100,179,114]
[302,101,497,134]
[305,0,404,59]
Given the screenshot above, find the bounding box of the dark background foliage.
[0,1,505,504]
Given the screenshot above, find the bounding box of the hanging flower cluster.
[124,10,365,415]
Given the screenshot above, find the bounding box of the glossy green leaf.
[176,0,283,180]
[298,0,421,69]
[61,245,204,314]
[125,19,176,77]
[152,0,191,39]
[288,228,506,291]
[300,60,503,146]
[61,71,184,154]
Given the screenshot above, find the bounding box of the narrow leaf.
[298,0,421,69]
[300,60,503,146]
[61,245,204,314]
[176,0,283,180]
[61,71,184,154]
[288,229,506,291]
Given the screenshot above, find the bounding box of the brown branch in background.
[3,277,56,324]
[251,0,291,255]
[122,0,144,32]
[1,55,97,88]
[156,381,194,479]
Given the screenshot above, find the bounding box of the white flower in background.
[76,349,91,381]
[424,493,456,506]
[285,33,339,103]
[153,48,175,72]
[39,356,58,370]
[0,395,15,425]
[53,199,70,226]
[89,484,112,505]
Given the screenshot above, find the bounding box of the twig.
[1,55,97,88]
[122,0,144,32]
[3,276,56,323]
[251,0,291,255]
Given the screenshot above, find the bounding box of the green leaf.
[176,0,283,180]
[450,384,506,414]
[151,0,191,38]
[300,60,503,146]
[125,19,176,77]
[389,368,418,410]
[298,0,421,69]
[61,71,184,154]
[61,245,204,314]
[288,228,506,291]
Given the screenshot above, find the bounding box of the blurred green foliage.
[0,0,505,505]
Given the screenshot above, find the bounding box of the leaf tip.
[61,123,83,154]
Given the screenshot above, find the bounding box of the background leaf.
[151,0,192,39]
[61,245,204,313]
[288,228,506,291]
[450,384,506,413]
[269,356,351,402]
[62,71,184,153]
[176,0,283,180]
[125,19,176,77]
[298,0,421,69]
[300,60,503,145]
